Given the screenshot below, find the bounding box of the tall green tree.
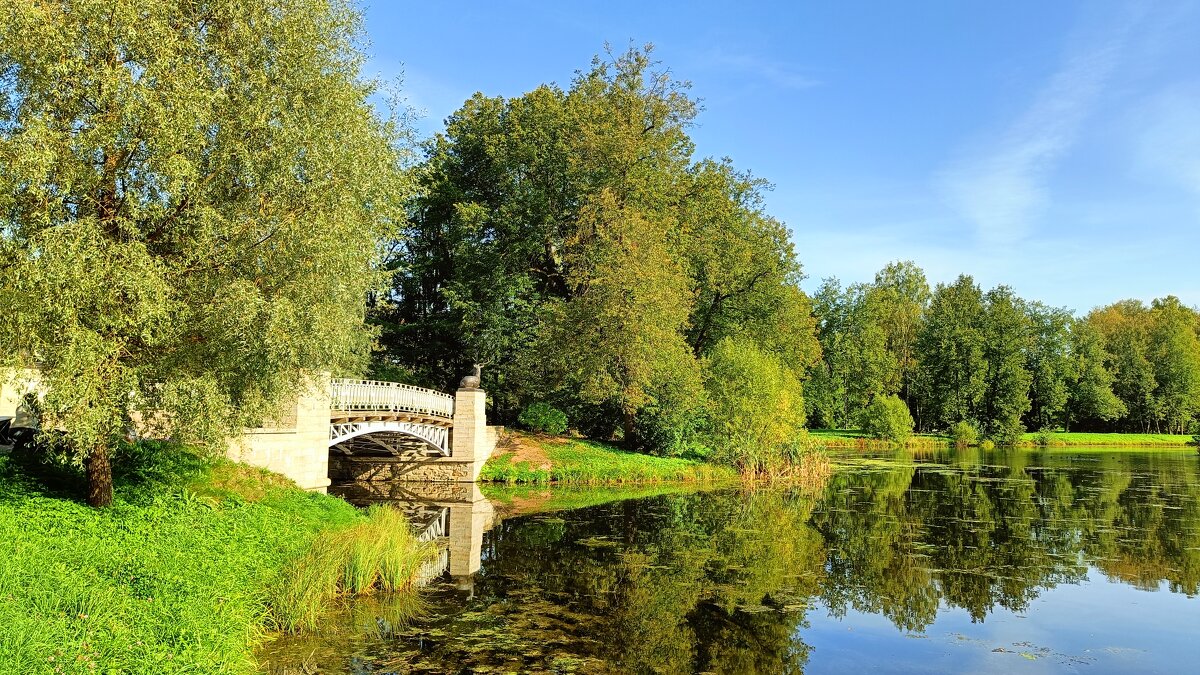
[679,160,818,368]
[541,191,697,445]
[868,261,930,410]
[1025,302,1074,430]
[1089,301,1159,431]
[807,279,896,428]
[0,0,407,505]
[1065,318,1125,430]
[379,46,818,450]
[1147,297,1200,434]
[915,275,986,430]
[979,286,1032,444]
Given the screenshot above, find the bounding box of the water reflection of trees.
[387,489,827,674]
[812,452,1200,633]
[380,453,1199,673]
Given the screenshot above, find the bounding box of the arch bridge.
[3,368,500,493]
[329,379,456,456]
[232,374,500,492]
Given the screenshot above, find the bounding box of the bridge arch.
[329,419,450,455]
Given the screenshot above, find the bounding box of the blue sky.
[361,1,1200,314]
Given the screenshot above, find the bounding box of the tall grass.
[790,449,834,492]
[267,505,435,633]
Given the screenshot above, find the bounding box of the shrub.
[987,419,1026,448]
[517,403,569,435]
[635,377,708,457]
[859,395,914,445]
[704,337,807,476]
[951,421,978,448]
[980,439,996,450]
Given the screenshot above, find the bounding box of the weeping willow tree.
[0,0,409,506]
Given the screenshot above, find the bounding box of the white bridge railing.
[330,379,454,420]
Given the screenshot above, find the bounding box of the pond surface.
[261,449,1200,674]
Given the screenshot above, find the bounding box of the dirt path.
[494,433,561,471]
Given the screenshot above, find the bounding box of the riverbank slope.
[0,443,430,674]
[481,433,737,484]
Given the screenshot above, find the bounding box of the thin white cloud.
[938,9,1138,246]
[1134,84,1200,206]
[703,50,821,90]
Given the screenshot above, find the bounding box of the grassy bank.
[0,443,432,674]
[809,429,951,449]
[1020,431,1195,447]
[482,483,714,515]
[811,428,1195,449]
[481,435,737,485]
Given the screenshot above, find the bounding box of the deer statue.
[459,364,482,390]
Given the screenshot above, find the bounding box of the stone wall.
[329,455,473,483]
[0,368,43,424]
[226,378,332,492]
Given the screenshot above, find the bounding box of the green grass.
[266,504,434,633]
[481,483,711,514]
[811,428,1196,449]
[480,437,737,485]
[0,442,432,674]
[1022,431,1195,447]
[808,429,950,449]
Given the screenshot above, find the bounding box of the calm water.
[262,449,1200,674]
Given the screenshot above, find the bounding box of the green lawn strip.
[808,429,950,448]
[481,483,711,515]
[1020,432,1194,447]
[0,445,395,674]
[810,428,1195,449]
[481,438,737,485]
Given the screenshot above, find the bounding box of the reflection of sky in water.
[804,568,1199,674]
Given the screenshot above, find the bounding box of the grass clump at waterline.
[480,434,737,485]
[0,442,433,674]
[267,504,434,633]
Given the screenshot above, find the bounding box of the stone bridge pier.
[331,481,496,589]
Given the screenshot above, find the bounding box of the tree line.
[373,46,1200,455]
[809,262,1200,442]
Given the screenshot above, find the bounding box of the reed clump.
[791,449,834,491]
[267,505,436,633]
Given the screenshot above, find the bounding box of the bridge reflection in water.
[330,480,496,594]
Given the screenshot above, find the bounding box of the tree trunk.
[622,410,637,450]
[86,444,114,507]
